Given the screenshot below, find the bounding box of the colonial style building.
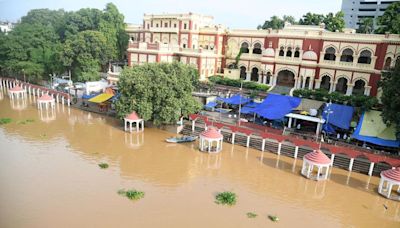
[122,12,400,97]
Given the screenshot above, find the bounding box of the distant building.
[341,0,400,29]
[123,12,400,97]
[0,22,15,34]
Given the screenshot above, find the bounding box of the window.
[286,47,292,57]
[357,50,372,64]
[384,57,392,70]
[294,48,300,58]
[359,9,377,11]
[324,47,336,61]
[184,23,187,29]
[340,48,354,62]
[174,24,177,28]
[183,44,187,48]
[279,47,285,56]
[147,24,149,29]
[240,42,249,53]
[252,43,262,54]
[352,80,366,95]
[156,23,159,28]
[164,23,168,27]
[360,1,377,4]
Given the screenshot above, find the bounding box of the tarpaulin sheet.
[359,110,397,140]
[82,93,99,99]
[240,101,261,114]
[88,93,114,103]
[253,94,301,120]
[204,101,218,109]
[322,103,354,130]
[222,94,251,105]
[352,112,400,148]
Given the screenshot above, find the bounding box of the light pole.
[238,81,243,125]
[320,100,333,147]
[22,69,25,83]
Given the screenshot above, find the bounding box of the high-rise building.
[341,0,400,29]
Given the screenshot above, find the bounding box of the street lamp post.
[238,81,243,125]
[320,100,333,147]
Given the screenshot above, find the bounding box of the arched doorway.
[320,75,331,91]
[266,72,272,85]
[335,77,348,94]
[384,57,392,70]
[304,77,310,89]
[240,66,247,80]
[276,70,295,87]
[352,79,366,95]
[251,67,259,82]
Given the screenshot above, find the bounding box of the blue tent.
[204,101,218,109]
[352,113,400,148]
[322,103,354,132]
[240,101,261,114]
[222,94,251,105]
[253,94,301,120]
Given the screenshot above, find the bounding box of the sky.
[0,0,342,28]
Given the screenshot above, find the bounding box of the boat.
[166,136,198,143]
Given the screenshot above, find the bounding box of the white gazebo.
[8,85,26,100]
[301,150,332,181]
[37,94,56,110]
[199,127,223,153]
[378,167,400,200]
[124,111,144,132]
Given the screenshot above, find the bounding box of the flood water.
[0,88,399,228]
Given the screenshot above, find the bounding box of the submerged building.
[122,12,400,97]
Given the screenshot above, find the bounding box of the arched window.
[352,79,366,95]
[286,47,292,57]
[266,72,271,84]
[240,66,247,80]
[335,77,348,94]
[320,75,331,91]
[227,63,236,69]
[304,77,310,89]
[324,47,336,61]
[253,43,262,54]
[294,48,300,58]
[384,57,392,70]
[251,67,259,82]
[279,47,285,56]
[358,50,372,64]
[241,42,249,53]
[340,48,354,62]
[396,56,400,67]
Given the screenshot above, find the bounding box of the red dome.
[304,150,331,165]
[381,167,400,182]
[200,127,223,139]
[9,85,23,92]
[125,111,141,121]
[38,94,54,101]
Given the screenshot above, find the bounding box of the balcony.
[149,26,179,33]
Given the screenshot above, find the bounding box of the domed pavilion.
[199,127,223,153]
[301,150,331,181]
[124,111,144,132]
[378,167,400,200]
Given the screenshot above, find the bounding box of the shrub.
[268,215,279,222]
[246,212,257,218]
[215,191,237,206]
[208,76,270,92]
[118,189,145,201]
[98,163,109,169]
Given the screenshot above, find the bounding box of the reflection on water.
[0,90,399,228]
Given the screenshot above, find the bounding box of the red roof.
[125,111,141,121]
[381,167,400,182]
[9,85,23,92]
[200,127,223,139]
[38,94,54,101]
[304,150,331,165]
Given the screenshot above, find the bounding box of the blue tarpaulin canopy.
[240,101,261,114]
[204,101,218,109]
[222,94,251,105]
[82,93,100,99]
[322,103,354,133]
[253,94,301,120]
[352,112,400,148]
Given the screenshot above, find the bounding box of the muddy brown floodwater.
[0,88,399,228]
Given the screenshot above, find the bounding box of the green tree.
[377,2,400,34]
[115,62,202,126]
[283,15,297,25]
[358,18,374,34]
[379,63,400,134]
[258,16,285,30]
[299,12,324,25]
[323,12,345,32]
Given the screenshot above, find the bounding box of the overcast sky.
[0,0,343,28]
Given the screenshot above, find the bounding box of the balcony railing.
[149,27,179,33]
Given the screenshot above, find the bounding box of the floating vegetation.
[98,163,109,169]
[16,119,35,125]
[40,133,47,138]
[246,212,257,218]
[118,189,145,201]
[268,215,279,222]
[215,191,237,206]
[0,118,12,125]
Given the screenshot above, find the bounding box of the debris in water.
[98,163,109,169]
[0,118,12,125]
[383,204,388,210]
[16,119,35,125]
[117,189,145,201]
[268,215,279,222]
[246,212,257,218]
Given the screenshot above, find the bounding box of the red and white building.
[122,12,400,97]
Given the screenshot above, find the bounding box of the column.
[288,117,293,128]
[124,120,127,131]
[294,146,299,158]
[245,71,251,81]
[330,82,336,93]
[368,162,374,176]
[261,139,266,151]
[346,84,354,96]
[192,120,195,132]
[330,154,335,166]
[246,136,250,148]
[364,86,371,96]
[316,123,321,138]
[301,77,306,89]
[262,75,267,84]
[348,158,354,171]
[277,143,282,155]
[231,133,235,144]
[309,78,314,90]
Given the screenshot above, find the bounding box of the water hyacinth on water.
[215,191,237,206]
[268,215,279,222]
[117,189,145,201]
[246,212,257,218]
[16,119,35,125]
[0,118,12,125]
[98,163,109,169]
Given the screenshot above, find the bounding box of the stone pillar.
[364,86,371,96]
[294,146,299,158]
[192,120,195,132]
[368,162,374,176]
[301,77,306,89]
[349,158,354,171]
[246,136,250,148]
[309,78,314,90]
[330,154,335,166]
[231,133,236,144]
[330,82,337,93]
[346,84,354,96]
[314,80,321,89]
[277,143,282,155]
[245,71,251,81]
[262,75,267,84]
[261,139,266,151]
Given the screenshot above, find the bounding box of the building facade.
[341,0,400,29]
[124,12,400,97]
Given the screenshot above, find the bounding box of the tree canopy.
[357,18,374,34]
[377,2,400,34]
[0,3,129,82]
[259,11,345,32]
[115,62,202,126]
[379,62,400,135]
